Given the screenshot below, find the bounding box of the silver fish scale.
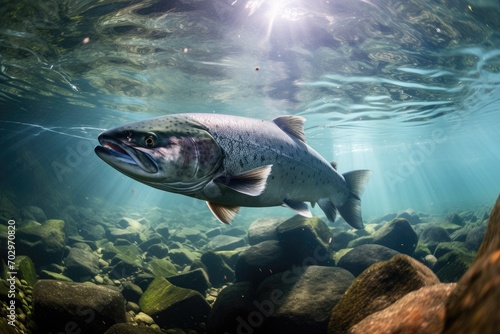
[184,114,349,208]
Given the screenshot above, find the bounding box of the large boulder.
[328,254,440,334]
[465,224,487,251]
[247,218,283,245]
[207,281,257,334]
[205,235,247,251]
[350,283,456,334]
[235,240,292,283]
[15,255,37,287]
[20,206,47,222]
[146,258,178,277]
[254,266,354,333]
[17,219,66,266]
[276,215,333,265]
[337,244,400,276]
[33,280,126,333]
[419,225,451,252]
[372,218,418,255]
[201,251,235,287]
[167,268,210,295]
[443,195,500,334]
[139,277,210,330]
[65,247,100,281]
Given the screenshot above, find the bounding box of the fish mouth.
[95,135,158,175]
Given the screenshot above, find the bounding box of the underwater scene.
[1,0,500,333]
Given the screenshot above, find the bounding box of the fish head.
[94,116,223,193]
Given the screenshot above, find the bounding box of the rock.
[79,223,106,241]
[331,231,357,251]
[147,243,169,258]
[328,254,440,334]
[465,224,487,251]
[423,254,438,269]
[147,258,178,277]
[155,224,170,240]
[450,225,473,242]
[126,301,141,313]
[216,249,245,268]
[139,277,210,329]
[255,266,354,333]
[247,218,283,245]
[121,281,143,303]
[224,227,247,237]
[181,228,207,243]
[108,228,142,244]
[0,194,19,225]
[167,268,210,295]
[109,244,144,272]
[72,241,93,251]
[134,273,155,292]
[443,194,500,334]
[135,311,155,325]
[372,218,418,255]
[201,251,235,287]
[39,270,73,282]
[436,222,464,234]
[20,206,46,222]
[419,225,451,252]
[337,244,400,276]
[347,235,374,248]
[104,323,162,334]
[207,281,257,334]
[169,248,200,266]
[276,215,333,265]
[170,230,187,243]
[414,242,432,259]
[17,219,66,266]
[33,280,126,333]
[15,256,37,287]
[205,227,222,238]
[205,235,247,251]
[397,209,420,225]
[235,240,292,283]
[65,247,100,281]
[446,212,464,226]
[139,236,162,251]
[433,241,469,258]
[435,251,474,283]
[118,217,142,230]
[350,283,457,334]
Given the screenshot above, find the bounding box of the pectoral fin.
[283,198,312,218]
[206,202,240,225]
[214,165,273,196]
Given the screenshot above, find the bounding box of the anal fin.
[206,202,240,225]
[318,198,337,222]
[283,198,312,218]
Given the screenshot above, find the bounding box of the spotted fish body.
[95,113,370,228]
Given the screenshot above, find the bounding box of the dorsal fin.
[273,116,306,143]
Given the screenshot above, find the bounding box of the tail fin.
[337,170,371,229]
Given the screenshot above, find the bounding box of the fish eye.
[144,133,157,147]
